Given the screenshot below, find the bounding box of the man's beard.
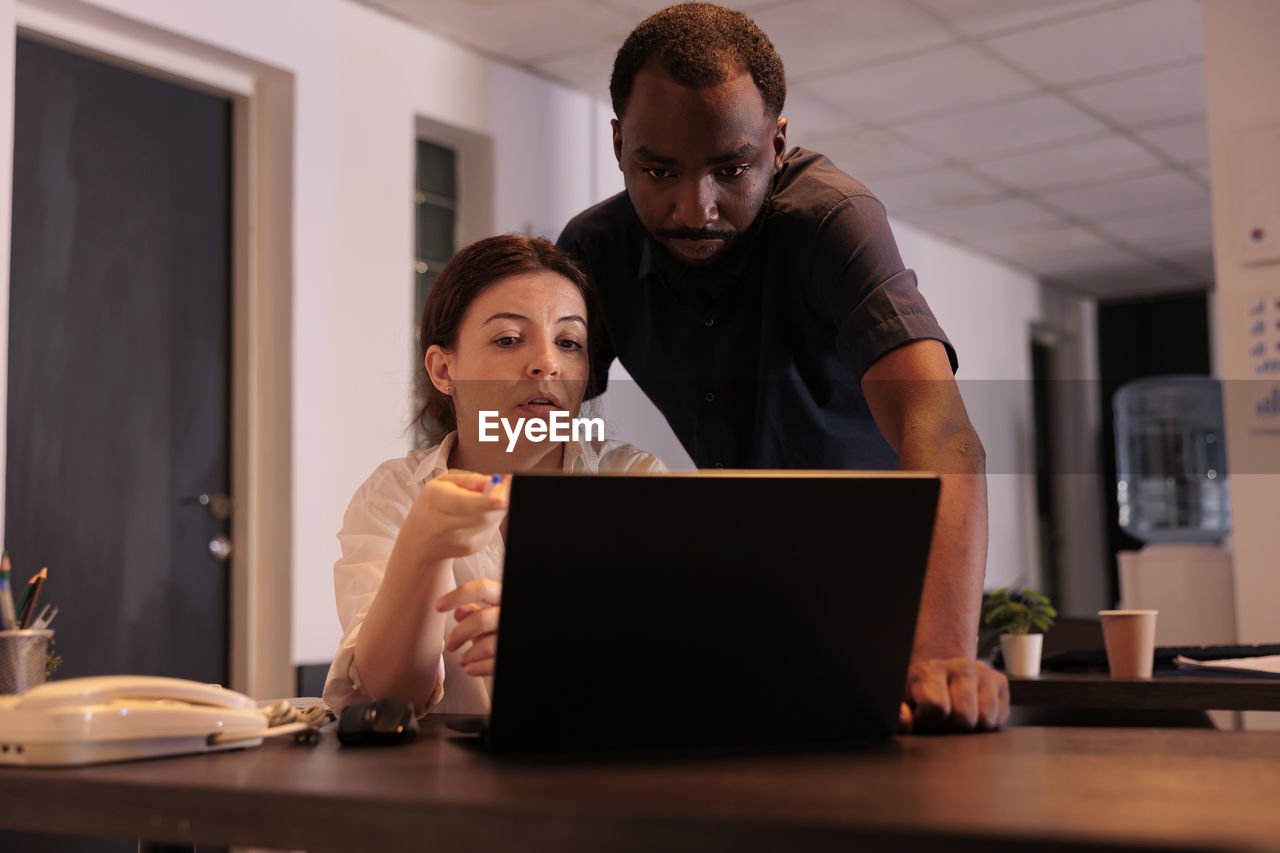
[653,227,741,274]
[651,207,767,286]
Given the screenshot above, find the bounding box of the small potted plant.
[982,587,1057,677]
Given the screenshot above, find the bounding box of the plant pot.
[1000,633,1044,677]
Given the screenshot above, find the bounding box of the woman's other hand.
[436,578,502,676]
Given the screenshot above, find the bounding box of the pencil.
[0,552,16,631]
[15,566,37,623]
[17,567,46,629]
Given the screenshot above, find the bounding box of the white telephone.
[0,675,270,767]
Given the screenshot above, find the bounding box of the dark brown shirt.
[557,148,956,470]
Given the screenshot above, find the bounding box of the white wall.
[1,0,1076,679]
[1202,0,1280,728]
[488,62,596,238]
[893,219,1065,597]
[0,0,618,679]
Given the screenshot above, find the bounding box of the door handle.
[208,534,233,562]
[183,493,235,520]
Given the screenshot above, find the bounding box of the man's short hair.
[610,3,786,120]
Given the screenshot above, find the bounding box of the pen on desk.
[0,552,17,631]
[17,567,47,629]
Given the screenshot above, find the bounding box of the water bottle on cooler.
[1114,375,1230,544]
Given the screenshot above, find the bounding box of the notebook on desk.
[457,470,940,753]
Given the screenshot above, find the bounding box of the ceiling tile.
[600,0,780,17]
[964,223,1119,268]
[800,128,942,178]
[383,0,637,65]
[1137,119,1210,165]
[1068,61,1206,127]
[1041,169,1209,221]
[532,47,615,102]
[863,167,1008,214]
[1156,247,1216,282]
[893,94,1108,158]
[782,89,862,137]
[970,134,1164,192]
[1031,250,1164,285]
[982,0,1203,86]
[361,0,1219,299]
[1100,205,1213,251]
[912,0,1125,38]
[750,0,955,80]
[798,44,1037,125]
[899,197,1067,242]
[1050,258,1202,300]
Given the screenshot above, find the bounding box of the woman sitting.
[323,235,665,716]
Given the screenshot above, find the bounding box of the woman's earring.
[445,384,454,394]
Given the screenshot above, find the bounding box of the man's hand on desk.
[898,658,1009,733]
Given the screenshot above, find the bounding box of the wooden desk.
[1010,673,1280,711]
[3,719,1280,852]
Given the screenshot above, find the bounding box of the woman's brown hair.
[414,234,601,442]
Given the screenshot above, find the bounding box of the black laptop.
[474,470,940,753]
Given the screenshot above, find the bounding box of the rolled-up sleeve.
[810,194,957,383]
[321,463,445,714]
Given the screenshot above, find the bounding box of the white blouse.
[322,433,666,715]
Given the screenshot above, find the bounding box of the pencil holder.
[0,629,54,694]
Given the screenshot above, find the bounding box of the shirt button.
[704,392,715,402]
[704,318,715,327]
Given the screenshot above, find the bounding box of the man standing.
[558,3,1008,732]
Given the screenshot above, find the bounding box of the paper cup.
[1098,610,1158,678]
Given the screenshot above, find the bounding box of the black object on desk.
[491,471,940,753]
[1040,642,1280,674]
[337,698,419,746]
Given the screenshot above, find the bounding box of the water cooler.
[1113,376,1237,647]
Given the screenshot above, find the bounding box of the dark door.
[7,37,232,683]
[5,36,233,853]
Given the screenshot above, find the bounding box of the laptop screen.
[488,471,939,752]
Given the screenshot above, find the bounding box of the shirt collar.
[410,431,599,481]
[563,435,600,473]
[410,431,457,484]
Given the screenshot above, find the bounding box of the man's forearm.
[900,431,988,661]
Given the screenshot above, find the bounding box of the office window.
[414,139,457,445]
[415,139,457,317]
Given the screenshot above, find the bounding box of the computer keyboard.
[1041,643,1280,673]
